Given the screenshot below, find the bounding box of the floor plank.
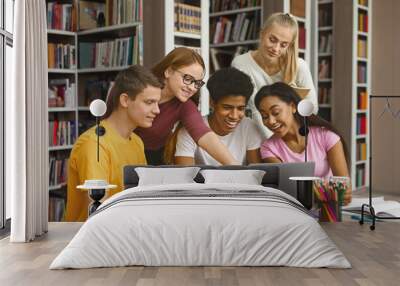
[1,220,399,286]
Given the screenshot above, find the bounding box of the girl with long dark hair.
[255,82,351,204]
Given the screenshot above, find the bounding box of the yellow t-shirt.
[65,120,146,221]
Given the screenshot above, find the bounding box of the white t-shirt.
[231,51,318,138]
[175,117,263,165]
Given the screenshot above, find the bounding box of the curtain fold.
[8,0,48,242]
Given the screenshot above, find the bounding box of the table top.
[289,176,320,181]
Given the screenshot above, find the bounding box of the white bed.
[50,182,351,269]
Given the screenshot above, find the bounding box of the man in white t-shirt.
[174,67,264,165]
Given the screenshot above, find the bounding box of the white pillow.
[135,167,200,186]
[200,169,266,185]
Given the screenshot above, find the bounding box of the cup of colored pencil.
[313,177,350,222]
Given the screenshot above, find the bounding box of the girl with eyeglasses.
[232,12,319,138]
[135,47,238,165]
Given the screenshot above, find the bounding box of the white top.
[175,117,263,165]
[231,51,319,138]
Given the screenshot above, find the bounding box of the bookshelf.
[315,0,334,121]
[353,0,371,190]
[46,0,143,221]
[209,0,262,73]
[208,0,313,73]
[47,0,77,222]
[284,0,312,64]
[169,0,210,114]
[333,0,371,191]
[143,0,209,114]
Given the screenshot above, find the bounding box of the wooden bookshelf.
[287,0,312,64]
[46,0,144,221]
[314,0,334,121]
[47,1,78,222]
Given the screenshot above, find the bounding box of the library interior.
[2,1,400,285]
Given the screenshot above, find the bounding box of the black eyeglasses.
[174,69,205,89]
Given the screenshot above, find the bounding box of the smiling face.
[258,95,298,137]
[165,63,205,103]
[125,85,161,128]
[259,22,294,62]
[209,95,247,136]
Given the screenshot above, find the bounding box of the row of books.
[358,12,369,32]
[79,36,139,69]
[49,197,65,222]
[356,115,367,135]
[106,0,142,26]
[355,165,366,187]
[210,46,248,72]
[47,2,76,31]
[48,79,76,108]
[82,79,114,107]
[318,59,331,79]
[49,157,68,187]
[49,120,76,147]
[48,43,76,69]
[318,7,332,27]
[358,0,369,7]
[318,86,331,104]
[210,0,261,13]
[357,38,368,58]
[319,33,332,53]
[357,64,367,83]
[174,3,201,35]
[358,90,368,109]
[210,11,260,44]
[356,141,367,161]
[79,0,142,30]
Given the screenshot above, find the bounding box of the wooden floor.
[0,221,399,286]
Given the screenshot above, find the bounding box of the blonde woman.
[232,12,318,138]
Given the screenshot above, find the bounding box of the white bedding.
[50,183,351,269]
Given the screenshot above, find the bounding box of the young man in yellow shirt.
[65,65,163,221]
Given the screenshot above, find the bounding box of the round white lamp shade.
[89,99,107,117]
[297,99,314,117]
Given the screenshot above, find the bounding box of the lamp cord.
[96,117,99,162]
[304,117,308,162]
